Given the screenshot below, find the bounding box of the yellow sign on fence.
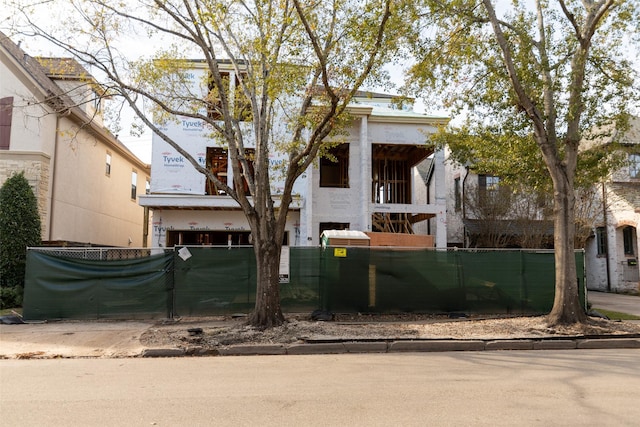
[334,247,347,257]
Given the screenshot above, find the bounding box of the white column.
[303,165,314,246]
[433,148,447,248]
[360,116,371,231]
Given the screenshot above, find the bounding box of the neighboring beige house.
[0,32,150,247]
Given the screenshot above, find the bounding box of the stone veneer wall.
[0,152,51,239]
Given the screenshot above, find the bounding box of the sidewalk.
[1,291,639,359]
[0,320,151,358]
[588,290,640,317]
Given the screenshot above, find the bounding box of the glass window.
[486,175,500,191]
[623,226,635,255]
[478,174,500,192]
[106,153,112,176]
[131,171,137,200]
[478,174,501,206]
[596,227,607,256]
[629,154,640,179]
[454,177,461,211]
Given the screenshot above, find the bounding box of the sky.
[2,0,638,165]
[1,1,437,165]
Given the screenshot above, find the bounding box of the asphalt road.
[2,350,640,426]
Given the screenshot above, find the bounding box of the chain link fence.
[31,247,170,260]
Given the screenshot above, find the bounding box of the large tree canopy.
[9,0,407,327]
[406,0,639,325]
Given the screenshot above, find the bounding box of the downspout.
[602,182,611,292]
[47,116,61,241]
[462,166,470,247]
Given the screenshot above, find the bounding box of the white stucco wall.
[2,45,150,247]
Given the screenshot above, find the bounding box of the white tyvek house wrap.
[149,67,307,197]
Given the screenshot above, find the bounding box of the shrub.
[0,285,23,309]
[0,172,41,306]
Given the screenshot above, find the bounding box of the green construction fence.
[22,249,174,320]
[21,246,586,320]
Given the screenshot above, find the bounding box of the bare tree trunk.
[547,178,587,325]
[248,239,285,328]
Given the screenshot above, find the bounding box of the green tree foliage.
[0,172,42,308]
[10,0,407,326]
[406,0,639,325]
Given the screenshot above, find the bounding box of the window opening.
[237,148,255,195]
[105,152,112,176]
[166,230,288,246]
[206,147,228,195]
[207,71,252,122]
[478,174,501,206]
[454,177,461,212]
[629,154,640,179]
[320,144,349,188]
[372,157,409,204]
[370,145,419,234]
[131,170,137,200]
[205,147,255,195]
[596,227,607,256]
[623,226,635,255]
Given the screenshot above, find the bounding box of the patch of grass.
[594,308,640,321]
[0,307,22,316]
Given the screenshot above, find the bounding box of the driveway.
[588,290,640,317]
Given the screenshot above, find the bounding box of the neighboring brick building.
[585,117,640,293]
[0,32,150,247]
[443,118,640,293]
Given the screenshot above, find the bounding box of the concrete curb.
[388,340,486,352]
[576,338,640,349]
[139,336,640,357]
[533,340,577,350]
[140,348,186,358]
[219,344,286,356]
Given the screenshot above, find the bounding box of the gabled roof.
[36,57,93,80]
[416,158,434,184]
[0,31,148,171]
[0,32,76,115]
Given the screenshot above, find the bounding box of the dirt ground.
[3,312,640,359]
[140,313,640,351]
